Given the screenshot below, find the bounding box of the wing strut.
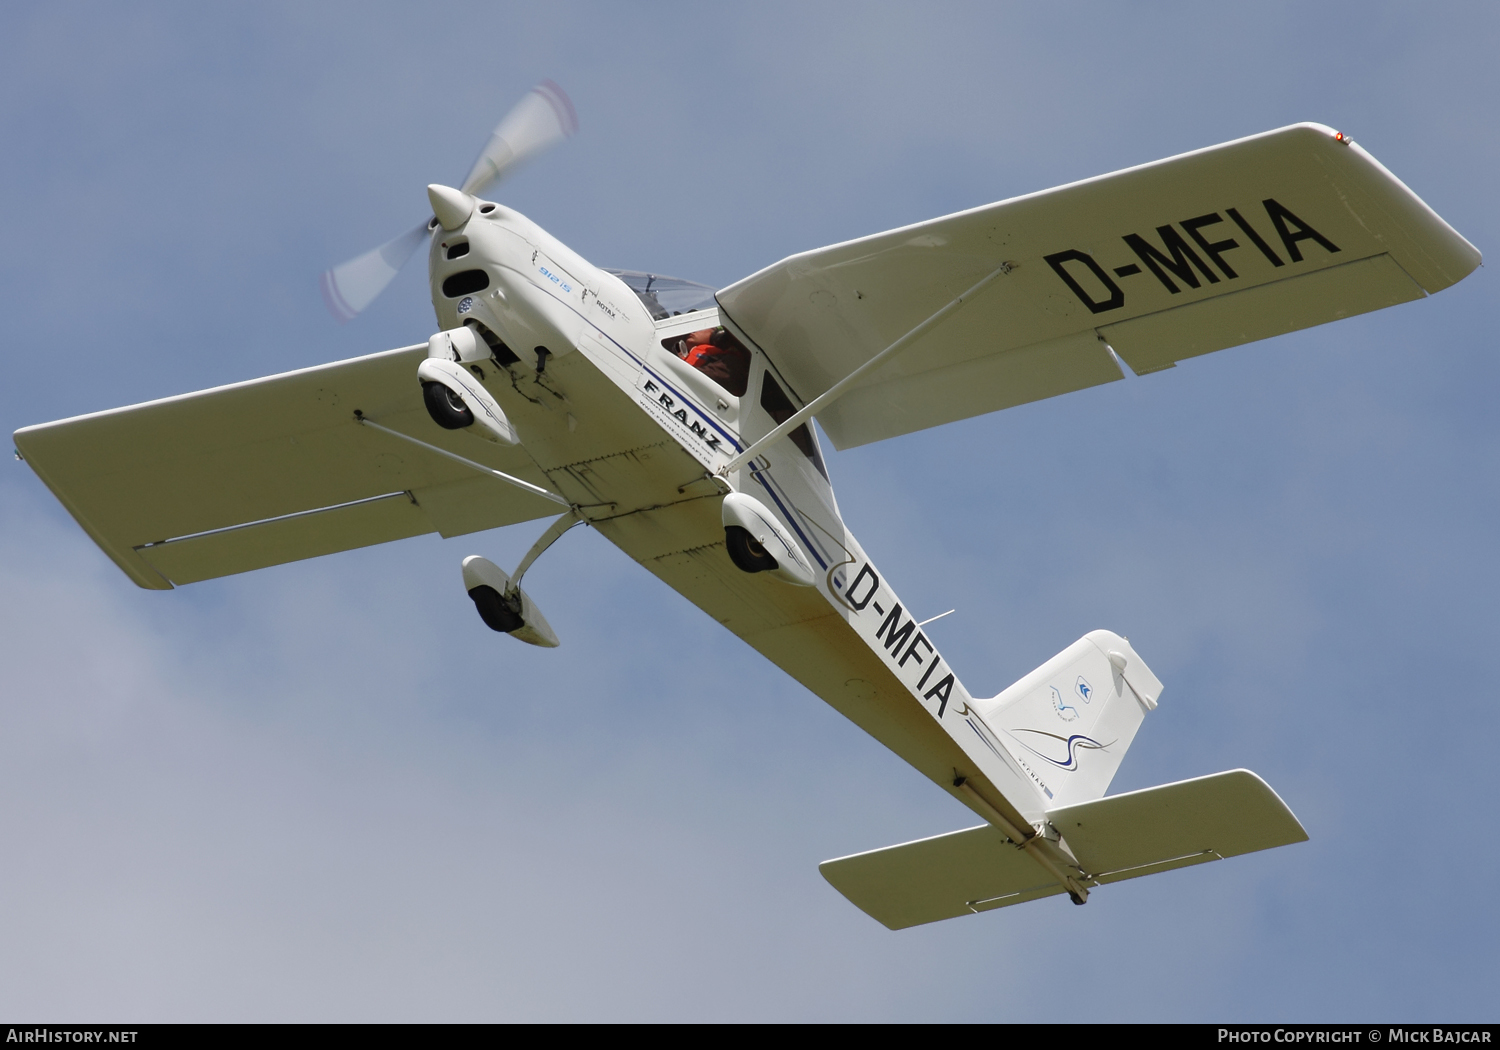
[719,260,1014,476]
[354,413,570,507]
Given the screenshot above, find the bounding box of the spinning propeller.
[319,80,578,322]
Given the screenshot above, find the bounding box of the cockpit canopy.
[606,269,717,320]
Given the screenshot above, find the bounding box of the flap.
[1047,769,1309,879]
[14,345,561,588]
[716,123,1479,449]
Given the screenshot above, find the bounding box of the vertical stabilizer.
[976,630,1162,808]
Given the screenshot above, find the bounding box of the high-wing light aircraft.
[14,84,1480,929]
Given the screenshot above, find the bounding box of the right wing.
[716,123,1481,449]
[14,345,561,589]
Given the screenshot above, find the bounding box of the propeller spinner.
[319,80,577,323]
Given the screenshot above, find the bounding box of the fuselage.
[423,194,1055,830]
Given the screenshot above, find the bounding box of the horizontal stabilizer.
[1050,768,1308,882]
[820,769,1306,929]
[821,823,1063,930]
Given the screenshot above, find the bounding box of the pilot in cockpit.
[671,327,751,397]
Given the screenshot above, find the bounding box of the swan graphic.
[1012,728,1114,771]
[1049,685,1079,721]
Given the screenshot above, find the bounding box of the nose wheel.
[422,381,474,429]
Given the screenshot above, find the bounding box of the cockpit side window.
[759,371,828,479]
[662,327,750,396]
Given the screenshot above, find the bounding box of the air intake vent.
[442,269,489,298]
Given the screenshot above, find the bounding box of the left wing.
[14,345,561,589]
[715,123,1480,449]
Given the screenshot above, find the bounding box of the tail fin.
[977,630,1163,808]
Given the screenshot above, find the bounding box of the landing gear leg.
[508,509,582,593]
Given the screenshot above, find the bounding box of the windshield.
[605,269,718,320]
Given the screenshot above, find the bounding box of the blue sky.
[0,1,1496,1022]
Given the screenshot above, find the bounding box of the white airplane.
[14,84,1480,929]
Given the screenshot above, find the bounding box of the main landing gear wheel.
[468,585,524,633]
[725,525,778,574]
[423,381,474,429]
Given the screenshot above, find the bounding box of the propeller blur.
[319,80,578,323]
